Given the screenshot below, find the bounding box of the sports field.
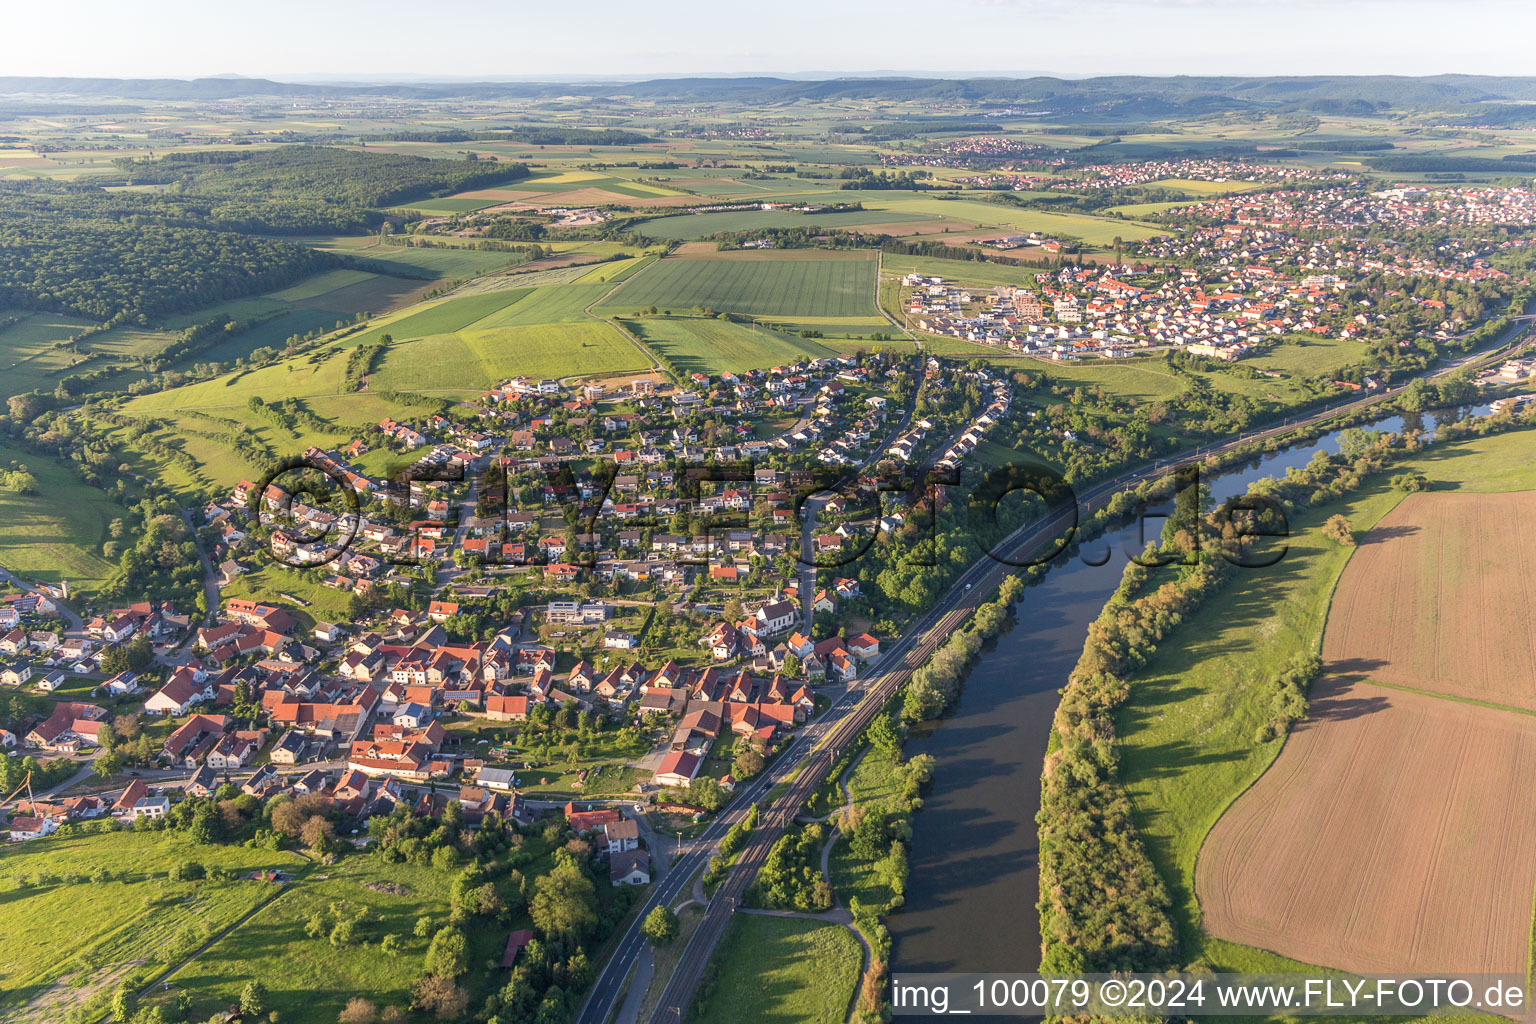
[622,315,840,375]
[603,253,878,318]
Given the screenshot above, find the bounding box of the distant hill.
[5,74,1536,112]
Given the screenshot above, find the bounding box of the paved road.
[180,508,220,629]
[0,567,84,632]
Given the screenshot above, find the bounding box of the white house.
[609,849,651,887]
[603,818,640,855]
[144,669,212,716]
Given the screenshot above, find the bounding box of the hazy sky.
[8,0,1536,80]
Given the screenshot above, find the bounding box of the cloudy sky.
[8,0,1535,80]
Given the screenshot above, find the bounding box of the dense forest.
[0,212,333,319]
[0,146,532,319]
[118,145,529,211]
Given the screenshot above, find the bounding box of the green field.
[621,315,839,375]
[265,268,377,302]
[691,914,861,1024]
[468,283,609,327]
[371,321,648,392]
[1115,427,1536,971]
[827,748,908,914]
[386,196,503,215]
[304,237,527,279]
[635,208,930,240]
[1246,336,1373,376]
[0,441,120,595]
[603,255,878,318]
[858,196,1169,245]
[0,831,304,1021]
[347,288,534,346]
[881,252,1039,289]
[152,852,489,1024]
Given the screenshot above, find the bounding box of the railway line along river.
[889,403,1491,980]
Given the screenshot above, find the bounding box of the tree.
[866,713,901,760]
[300,814,335,851]
[1322,513,1356,547]
[641,905,678,946]
[338,997,378,1024]
[93,752,122,779]
[732,746,764,779]
[111,984,135,1023]
[425,926,469,978]
[240,980,270,1018]
[412,975,469,1020]
[529,862,597,940]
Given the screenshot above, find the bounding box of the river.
[889,404,1492,978]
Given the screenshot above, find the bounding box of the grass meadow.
[621,315,840,376]
[370,321,647,392]
[635,207,930,240]
[691,914,861,1024]
[0,831,306,1021]
[0,440,120,595]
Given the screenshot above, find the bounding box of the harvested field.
[1322,490,1536,711]
[1196,675,1536,976]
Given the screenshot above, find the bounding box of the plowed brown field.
[1197,677,1536,974]
[1324,490,1536,710]
[1197,491,1536,976]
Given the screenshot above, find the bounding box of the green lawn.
[221,563,361,630]
[1116,426,1536,971]
[0,830,305,1020]
[827,748,909,913]
[0,440,120,595]
[621,315,840,376]
[691,914,861,1024]
[602,254,878,319]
